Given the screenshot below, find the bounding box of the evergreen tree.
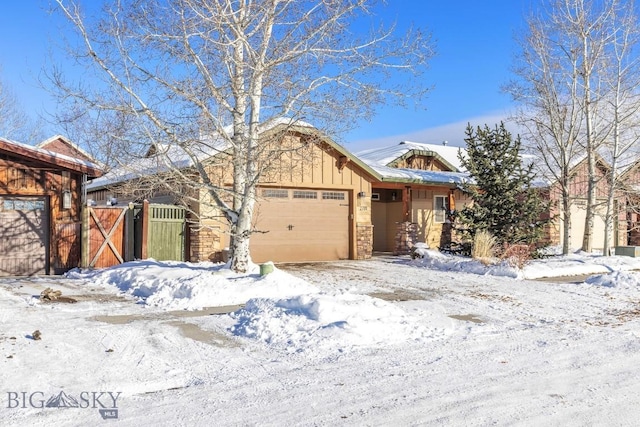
[456,123,548,245]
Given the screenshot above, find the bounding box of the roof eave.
[378,176,464,187]
[386,149,461,172]
[0,142,103,178]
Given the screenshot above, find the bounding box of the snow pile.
[68,259,454,353]
[231,292,452,354]
[412,247,640,280]
[584,270,640,288]
[412,249,521,278]
[524,252,640,279]
[64,252,640,357]
[66,259,316,310]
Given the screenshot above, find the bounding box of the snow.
[87,118,315,190]
[368,163,470,185]
[0,136,102,172]
[357,140,467,172]
[355,141,472,185]
[65,259,317,310]
[3,251,640,425]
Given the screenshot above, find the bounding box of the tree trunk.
[230,189,256,273]
[582,152,597,253]
[562,184,571,255]
[581,29,596,253]
[603,197,615,255]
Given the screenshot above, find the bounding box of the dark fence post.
[141,200,149,259]
[80,205,90,268]
[124,203,135,262]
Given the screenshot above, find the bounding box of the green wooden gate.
[135,203,186,262]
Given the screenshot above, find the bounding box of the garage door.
[0,197,48,276]
[561,200,606,250]
[250,188,350,263]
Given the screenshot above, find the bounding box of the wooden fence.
[135,202,186,262]
[81,201,186,268]
[81,206,130,268]
[55,222,82,273]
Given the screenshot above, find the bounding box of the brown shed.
[0,136,102,276]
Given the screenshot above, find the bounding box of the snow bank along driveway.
[2,254,640,426]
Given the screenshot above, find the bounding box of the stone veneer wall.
[189,225,221,262]
[394,222,417,255]
[356,224,373,259]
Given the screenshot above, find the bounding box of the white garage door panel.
[562,201,606,250]
[0,197,47,276]
[250,189,349,263]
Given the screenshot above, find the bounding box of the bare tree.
[508,0,626,254]
[507,2,584,255]
[51,0,433,272]
[598,0,640,255]
[569,0,618,253]
[0,72,44,143]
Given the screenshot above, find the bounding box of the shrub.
[499,243,533,268]
[472,230,497,261]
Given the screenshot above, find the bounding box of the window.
[434,195,449,223]
[2,198,45,211]
[322,191,345,200]
[263,189,289,198]
[293,190,317,199]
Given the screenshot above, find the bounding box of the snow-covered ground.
[3,251,640,426]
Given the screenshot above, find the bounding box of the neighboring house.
[0,136,102,276]
[356,141,473,252]
[615,158,640,246]
[535,153,630,251]
[359,141,629,253]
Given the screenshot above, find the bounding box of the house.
[359,141,628,253]
[356,141,473,253]
[533,152,633,251]
[0,136,102,276]
[612,156,640,247]
[87,122,380,263]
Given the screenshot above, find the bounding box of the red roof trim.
[0,139,102,178]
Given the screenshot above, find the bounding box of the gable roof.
[356,141,467,173]
[364,162,470,186]
[0,136,103,178]
[37,135,98,164]
[88,120,382,190]
[353,141,470,187]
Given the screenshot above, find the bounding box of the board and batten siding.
[0,155,85,275]
[191,134,373,262]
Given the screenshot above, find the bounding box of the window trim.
[321,191,345,201]
[263,189,289,199]
[434,195,449,224]
[292,190,318,200]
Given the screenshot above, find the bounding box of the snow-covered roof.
[0,136,103,177]
[88,119,318,190]
[357,141,467,173]
[367,163,470,186]
[354,141,470,186]
[87,138,229,190]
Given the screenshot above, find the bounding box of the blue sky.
[0,1,533,151]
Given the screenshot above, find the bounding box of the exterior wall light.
[62,190,72,210]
